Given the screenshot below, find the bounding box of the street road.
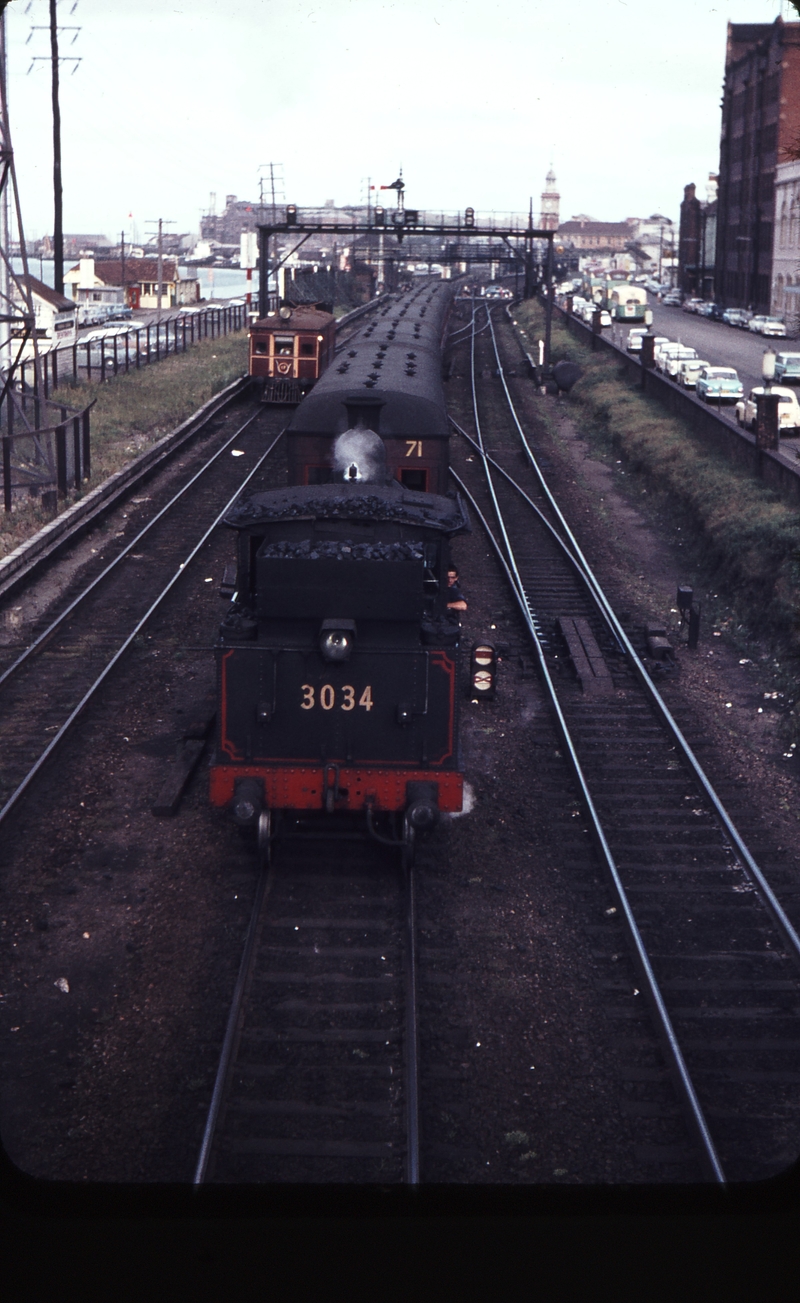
[607,303,800,468]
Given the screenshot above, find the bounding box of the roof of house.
[66,258,180,286]
[558,221,631,236]
[18,273,75,312]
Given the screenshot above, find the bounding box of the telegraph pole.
[49,0,63,294]
[157,217,162,321]
[146,218,175,320]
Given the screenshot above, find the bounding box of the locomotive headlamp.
[319,619,356,662]
[232,777,263,827]
[470,642,498,699]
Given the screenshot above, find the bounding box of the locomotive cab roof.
[224,480,470,535]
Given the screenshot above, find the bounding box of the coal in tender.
[258,538,426,562]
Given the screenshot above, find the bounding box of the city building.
[714,16,800,313]
[772,157,800,328]
[539,167,560,231]
[678,176,718,299]
[556,218,632,251]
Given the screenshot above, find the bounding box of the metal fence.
[1,301,247,512]
[17,300,249,398]
[1,387,94,512]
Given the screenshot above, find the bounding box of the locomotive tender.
[211,280,467,858]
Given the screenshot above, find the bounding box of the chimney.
[79,257,95,290]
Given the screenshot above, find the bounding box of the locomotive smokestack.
[333,429,391,484]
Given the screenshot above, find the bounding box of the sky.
[3,0,797,244]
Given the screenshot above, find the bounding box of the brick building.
[557,219,632,251]
[714,17,800,313]
[678,176,718,299]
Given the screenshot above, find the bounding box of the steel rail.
[458,307,726,1183]
[450,414,625,655]
[450,466,725,1185]
[193,865,273,1186]
[488,308,800,969]
[0,432,283,832]
[403,862,421,1185]
[0,406,270,692]
[468,304,535,634]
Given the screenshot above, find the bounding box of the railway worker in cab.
[446,567,467,614]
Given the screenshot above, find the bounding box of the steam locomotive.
[210,281,468,861]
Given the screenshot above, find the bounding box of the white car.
[664,347,699,378]
[639,334,671,359]
[749,315,787,337]
[654,341,685,370]
[678,358,711,388]
[735,386,800,432]
[626,327,648,352]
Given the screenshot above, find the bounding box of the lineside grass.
[0,330,248,561]
[512,300,800,688]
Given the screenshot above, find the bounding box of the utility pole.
[120,228,126,309]
[49,0,63,294]
[146,218,174,320]
[156,217,162,321]
[26,4,81,294]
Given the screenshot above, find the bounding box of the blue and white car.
[695,366,744,404]
[773,352,800,383]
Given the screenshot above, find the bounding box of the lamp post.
[756,346,779,450]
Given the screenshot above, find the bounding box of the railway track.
[194,836,421,1184]
[449,297,800,1182]
[0,397,286,833]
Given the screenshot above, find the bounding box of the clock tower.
[540,166,560,231]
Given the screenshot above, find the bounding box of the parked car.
[678,358,711,388]
[653,339,680,367]
[707,303,726,321]
[695,366,744,403]
[663,291,682,306]
[626,327,648,352]
[655,342,691,372]
[599,309,612,327]
[645,335,671,360]
[774,351,800,383]
[761,317,787,337]
[722,308,751,327]
[664,347,699,379]
[749,315,787,337]
[735,385,800,432]
[682,298,703,314]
